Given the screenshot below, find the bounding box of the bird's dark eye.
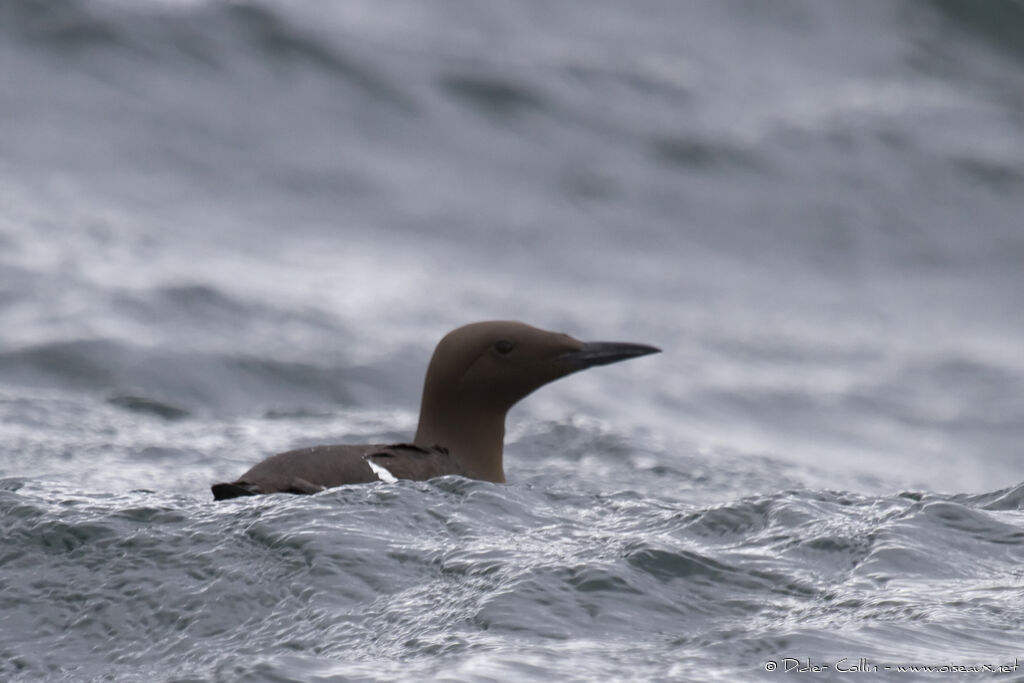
[494,339,515,355]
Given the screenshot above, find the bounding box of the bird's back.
[211,443,464,500]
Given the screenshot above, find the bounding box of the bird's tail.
[211,481,259,500]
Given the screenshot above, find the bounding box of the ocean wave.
[0,338,387,414]
[928,0,1024,61]
[2,0,410,107]
[1,480,1021,681]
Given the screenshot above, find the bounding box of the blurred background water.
[2,1,1024,681]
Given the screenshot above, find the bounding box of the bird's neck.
[414,400,507,483]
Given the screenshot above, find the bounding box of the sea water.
[2,1,1024,680]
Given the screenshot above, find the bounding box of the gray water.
[2,1,1024,681]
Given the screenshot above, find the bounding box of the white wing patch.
[366,457,398,483]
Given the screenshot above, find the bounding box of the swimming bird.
[211,320,659,500]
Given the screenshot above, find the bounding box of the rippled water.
[2,0,1024,680]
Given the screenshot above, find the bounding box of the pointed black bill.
[560,341,661,369]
